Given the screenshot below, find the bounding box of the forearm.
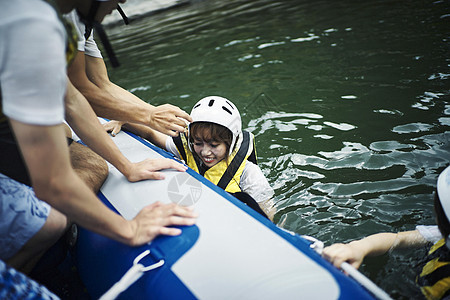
[79,52,191,136]
[348,230,426,257]
[122,122,168,149]
[348,233,398,258]
[65,81,132,177]
[10,119,134,244]
[68,52,152,124]
[45,168,133,243]
[77,79,152,124]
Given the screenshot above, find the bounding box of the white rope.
[99,250,164,300]
[302,235,392,300]
[340,262,392,300]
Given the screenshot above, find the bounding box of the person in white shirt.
[65,10,192,138]
[0,0,197,275]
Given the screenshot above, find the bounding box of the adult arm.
[103,120,169,150]
[64,80,186,181]
[67,52,192,136]
[9,119,196,246]
[322,230,428,269]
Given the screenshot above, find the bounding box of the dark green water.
[105,0,449,298]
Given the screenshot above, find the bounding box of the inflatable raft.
[75,124,380,299]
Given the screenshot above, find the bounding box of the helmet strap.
[93,21,120,67]
[117,5,129,25]
[78,0,100,40]
[77,1,122,68]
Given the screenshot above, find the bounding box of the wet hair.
[189,122,233,156]
[434,190,450,238]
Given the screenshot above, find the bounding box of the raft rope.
[301,235,393,300]
[99,250,164,300]
[99,233,391,299]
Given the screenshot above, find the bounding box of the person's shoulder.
[416,225,442,243]
[244,160,260,171]
[1,0,60,25]
[242,160,265,179]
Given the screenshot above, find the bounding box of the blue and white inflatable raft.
[75,126,382,299]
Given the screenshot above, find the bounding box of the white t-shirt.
[0,0,67,125]
[165,137,274,203]
[416,225,443,244]
[64,11,103,58]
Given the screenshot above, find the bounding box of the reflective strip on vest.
[417,238,450,300]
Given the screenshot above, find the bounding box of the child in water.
[105,96,276,220]
[322,165,450,300]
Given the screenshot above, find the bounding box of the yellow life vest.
[416,238,450,300]
[173,131,257,193]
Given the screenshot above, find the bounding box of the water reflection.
[105,0,450,298]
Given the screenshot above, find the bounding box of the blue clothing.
[0,260,59,299]
[0,174,50,260]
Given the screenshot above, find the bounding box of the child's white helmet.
[438,165,450,222]
[190,96,242,155]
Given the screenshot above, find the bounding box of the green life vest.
[173,131,257,193]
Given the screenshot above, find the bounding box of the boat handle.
[100,250,164,300]
[134,249,165,271]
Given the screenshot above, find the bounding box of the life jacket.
[416,238,450,300]
[173,131,257,193]
[0,0,78,125]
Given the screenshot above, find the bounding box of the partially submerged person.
[105,96,276,220]
[322,165,450,300]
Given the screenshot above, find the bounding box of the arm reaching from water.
[322,230,428,269]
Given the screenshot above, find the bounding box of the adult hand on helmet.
[148,104,192,137]
[127,202,197,246]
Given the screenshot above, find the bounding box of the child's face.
[193,138,227,168]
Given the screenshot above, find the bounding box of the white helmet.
[189,96,242,155]
[437,165,450,223]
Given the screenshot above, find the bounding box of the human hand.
[104,120,125,137]
[322,242,365,269]
[148,104,192,137]
[127,202,197,246]
[125,158,187,182]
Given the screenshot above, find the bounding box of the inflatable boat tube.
[75,122,376,299]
